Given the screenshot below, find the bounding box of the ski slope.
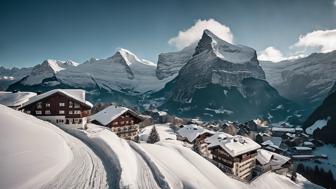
[0,105,109,189]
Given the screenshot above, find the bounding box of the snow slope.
[57,49,169,94]
[0,91,36,107]
[0,105,72,189]
[0,105,109,189]
[139,124,177,142]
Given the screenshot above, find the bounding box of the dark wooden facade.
[19,92,91,119]
[92,110,142,140]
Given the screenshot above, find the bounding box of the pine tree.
[147,125,160,144]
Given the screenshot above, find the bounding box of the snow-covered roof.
[0,91,37,107]
[257,149,290,167]
[21,89,93,108]
[90,105,141,126]
[303,141,314,146]
[157,111,168,116]
[261,137,282,147]
[271,127,296,133]
[205,132,261,157]
[177,124,214,143]
[294,146,312,151]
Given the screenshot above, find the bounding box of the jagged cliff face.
[156,43,197,80]
[169,30,265,102]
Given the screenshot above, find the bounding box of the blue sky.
[0,0,335,67]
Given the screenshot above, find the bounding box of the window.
[74,110,81,114]
[69,101,73,108]
[45,103,50,108]
[59,110,65,114]
[120,121,125,125]
[37,102,42,109]
[45,110,51,115]
[113,122,118,125]
[74,103,80,108]
[35,110,42,115]
[69,110,73,114]
[59,102,65,107]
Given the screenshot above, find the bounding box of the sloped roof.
[21,89,92,108]
[90,105,141,126]
[257,149,290,167]
[177,124,214,143]
[205,132,261,157]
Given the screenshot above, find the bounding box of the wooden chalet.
[90,105,143,140]
[205,133,261,180]
[19,89,92,128]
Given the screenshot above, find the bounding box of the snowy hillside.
[261,50,336,107]
[0,105,109,189]
[69,123,322,189]
[0,91,36,107]
[57,49,168,94]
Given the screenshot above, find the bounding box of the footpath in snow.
[0,105,109,189]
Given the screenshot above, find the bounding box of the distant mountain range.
[2,30,336,123]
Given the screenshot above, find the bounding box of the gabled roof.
[90,105,141,126]
[205,132,261,157]
[21,89,93,108]
[0,92,37,107]
[257,149,290,167]
[177,124,214,143]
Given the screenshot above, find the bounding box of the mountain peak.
[114,48,156,67]
[41,59,65,73]
[194,29,257,64]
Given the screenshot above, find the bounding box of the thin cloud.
[168,19,233,49]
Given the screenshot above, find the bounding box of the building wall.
[210,147,258,180]
[20,92,91,128]
[102,111,142,140]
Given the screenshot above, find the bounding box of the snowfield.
[0,107,323,189]
[0,105,108,189]
[305,119,328,135]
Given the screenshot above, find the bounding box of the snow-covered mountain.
[169,29,265,102]
[153,30,291,121]
[57,48,167,94]
[261,50,336,107]
[156,43,197,80]
[0,66,33,90]
[19,59,78,86]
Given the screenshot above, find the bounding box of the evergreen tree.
[147,126,160,144]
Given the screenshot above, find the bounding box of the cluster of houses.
[176,124,290,181]
[0,89,145,141]
[0,89,327,182]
